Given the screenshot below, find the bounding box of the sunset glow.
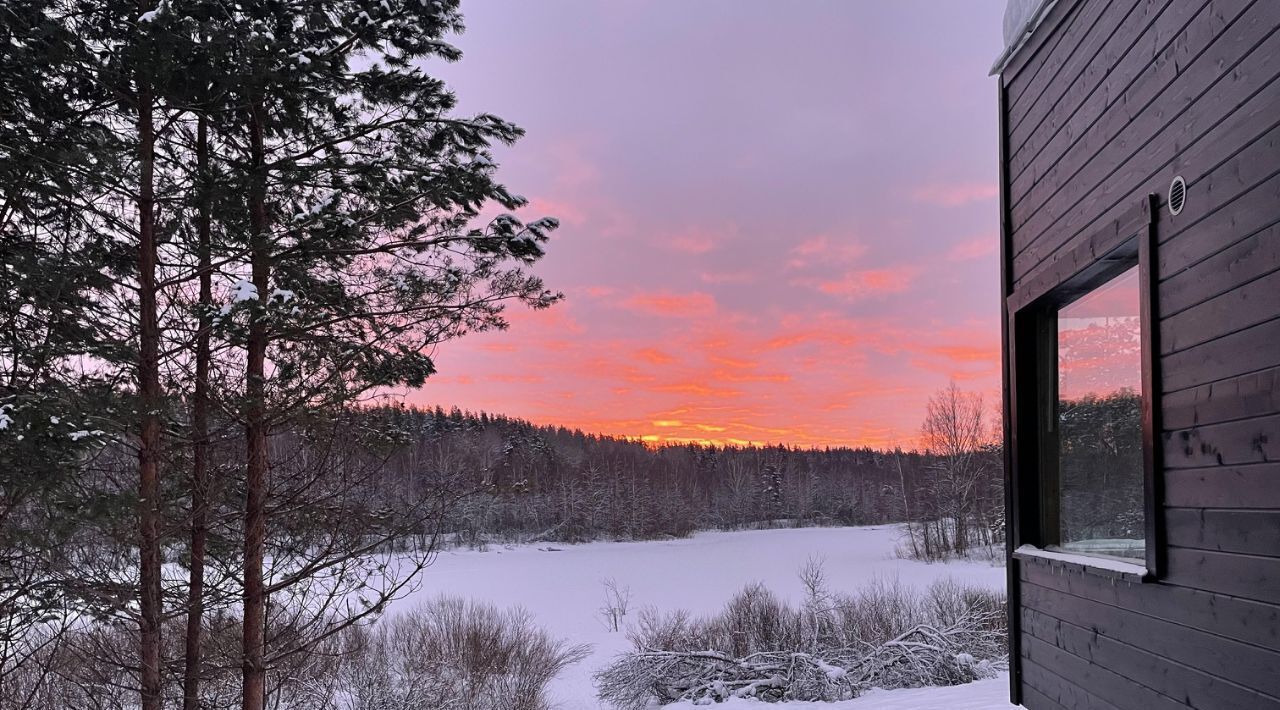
[411,1,1007,448]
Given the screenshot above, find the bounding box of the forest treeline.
[366,404,1000,547]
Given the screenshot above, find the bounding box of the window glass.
[1056,266,1144,560]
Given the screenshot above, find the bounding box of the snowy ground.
[665,678,1014,709]
[393,525,1015,710]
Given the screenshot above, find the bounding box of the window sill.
[1013,545,1151,583]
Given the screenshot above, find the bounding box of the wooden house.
[992,0,1280,707]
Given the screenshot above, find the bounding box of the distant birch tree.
[908,382,998,560]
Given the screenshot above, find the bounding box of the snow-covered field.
[393,525,1014,710]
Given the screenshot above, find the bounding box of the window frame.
[1008,196,1163,579]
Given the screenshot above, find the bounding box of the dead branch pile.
[594,565,1005,708]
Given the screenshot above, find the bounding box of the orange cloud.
[946,236,996,261]
[635,347,677,365]
[485,374,546,384]
[787,235,866,269]
[761,329,865,351]
[666,230,720,254]
[526,196,587,226]
[817,267,917,298]
[929,344,999,363]
[412,295,998,450]
[912,182,998,207]
[653,381,743,398]
[715,370,791,383]
[582,285,618,298]
[709,354,755,368]
[700,270,756,284]
[623,291,717,317]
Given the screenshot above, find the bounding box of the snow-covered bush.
[2,599,587,710]
[296,597,591,710]
[594,568,1005,708]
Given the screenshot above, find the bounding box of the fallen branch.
[595,618,1005,709]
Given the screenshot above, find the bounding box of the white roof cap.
[991,0,1060,76]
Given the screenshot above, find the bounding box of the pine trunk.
[136,83,164,710]
[242,100,270,710]
[183,114,212,710]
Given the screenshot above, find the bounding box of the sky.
[410,0,1009,449]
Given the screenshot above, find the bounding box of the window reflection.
[1056,266,1144,560]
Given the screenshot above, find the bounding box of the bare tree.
[909,382,996,560]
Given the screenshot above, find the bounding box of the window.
[1054,266,1144,561]
[1009,200,1161,576]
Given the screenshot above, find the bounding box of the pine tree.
[0,0,133,687]
[180,3,561,706]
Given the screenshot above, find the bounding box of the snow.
[399,525,1011,710]
[425,38,462,55]
[816,658,848,681]
[0,407,11,431]
[137,0,167,22]
[231,279,258,303]
[269,288,295,303]
[1014,544,1147,576]
[991,0,1058,75]
[666,677,1013,709]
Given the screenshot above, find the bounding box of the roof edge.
[989,0,1061,76]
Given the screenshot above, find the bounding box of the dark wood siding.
[999,0,1280,707]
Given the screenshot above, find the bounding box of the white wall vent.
[1169,176,1187,216]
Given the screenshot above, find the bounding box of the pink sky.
[411,1,1007,449]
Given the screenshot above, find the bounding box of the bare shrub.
[596,563,1005,709]
[3,598,587,710]
[598,578,633,633]
[296,597,591,710]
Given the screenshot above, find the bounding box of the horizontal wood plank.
[1162,365,1280,430]
[1165,546,1280,604]
[1009,0,1213,183]
[1022,580,1280,698]
[1166,508,1280,556]
[1159,213,1280,318]
[1002,0,1089,91]
[1006,0,1147,156]
[1021,561,1280,652]
[1021,657,1125,710]
[1022,605,1279,708]
[1021,684,1075,710]
[1161,266,1280,354]
[1010,0,1274,253]
[1021,634,1189,710]
[1012,25,1280,282]
[1007,199,1148,312]
[1160,316,1280,392]
[1163,412,1280,468]
[1164,463,1280,508]
[1157,163,1280,279]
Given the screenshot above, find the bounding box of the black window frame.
[1008,195,1163,578]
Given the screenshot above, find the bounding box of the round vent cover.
[1169,175,1187,216]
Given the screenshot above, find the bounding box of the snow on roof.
[990,0,1060,76]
